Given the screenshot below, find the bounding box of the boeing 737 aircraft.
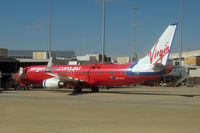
[12,24,177,93]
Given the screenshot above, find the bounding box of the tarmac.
[0,86,200,133]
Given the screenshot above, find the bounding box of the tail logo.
[148,40,170,65]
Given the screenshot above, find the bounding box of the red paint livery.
[13,24,177,93]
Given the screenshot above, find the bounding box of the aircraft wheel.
[24,86,28,91]
[107,86,110,90]
[74,86,82,93]
[26,86,30,90]
[92,86,99,93]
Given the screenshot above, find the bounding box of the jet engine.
[42,78,64,88]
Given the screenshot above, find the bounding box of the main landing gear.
[91,86,99,93]
[73,85,99,94]
[74,86,82,93]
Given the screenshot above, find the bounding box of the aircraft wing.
[47,72,84,83]
[45,57,85,83]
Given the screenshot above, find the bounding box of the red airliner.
[13,24,177,93]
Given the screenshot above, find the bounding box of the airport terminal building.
[7,50,75,59]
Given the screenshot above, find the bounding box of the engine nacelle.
[42,78,64,88]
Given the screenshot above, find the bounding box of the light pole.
[131,8,137,60]
[80,34,82,56]
[102,0,106,63]
[179,0,183,66]
[48,0,52,58]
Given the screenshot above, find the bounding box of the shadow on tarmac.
[3,88,200,98]
[65,89,200,98]
[99,91,200,98]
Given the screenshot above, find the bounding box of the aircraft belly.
[92,75,161,86]
[90,76,135,86]
[27,73,51,85]
[139,75,161,82]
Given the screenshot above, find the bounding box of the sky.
[0,0,200,57]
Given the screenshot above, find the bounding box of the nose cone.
[12,73,19,80]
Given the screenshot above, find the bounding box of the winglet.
[45,57,53,72]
